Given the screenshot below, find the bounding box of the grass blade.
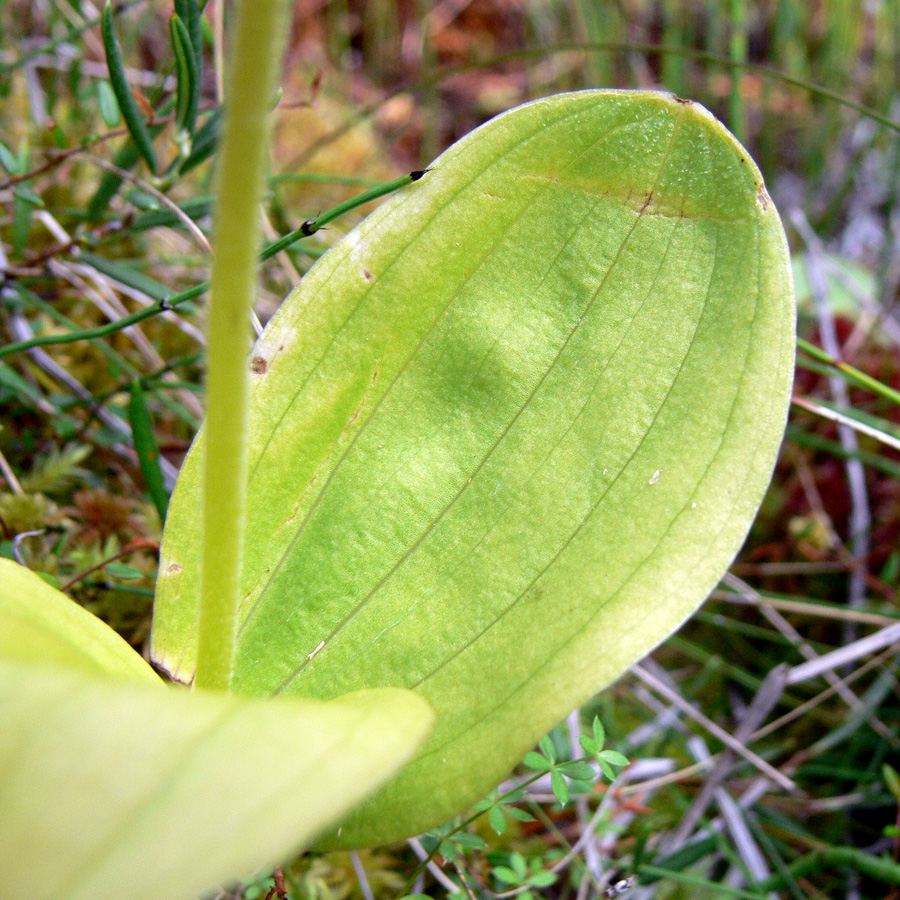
[128,380,169,523]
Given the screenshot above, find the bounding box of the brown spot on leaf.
[363,268,374,282]
[167,562,182,574]
[251,356,268,374]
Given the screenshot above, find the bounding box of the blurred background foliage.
[1,1,900,898]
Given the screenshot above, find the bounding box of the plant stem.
[194,0,288,691]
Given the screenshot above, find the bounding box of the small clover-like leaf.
[538,735,558,763]
[551,770,569,806]
[523,751,553,771]
[559,761,596,781]
[488,804,507,835]
[452,832,488,853]
[566,779,595,796]
[506,806,536,823]
[528,870,558,888]
[598,759,618,782]
[599,749,630,767]
[493,866,519,885]
[511,852,528,879]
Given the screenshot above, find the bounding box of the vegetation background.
[1,0,899,898]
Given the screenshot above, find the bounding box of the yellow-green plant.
[0,0,794,897]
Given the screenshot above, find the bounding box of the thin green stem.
[7,285,198,427]
[0,285,205,360]
[797,337,900,405]
[194,0,289,692]
[269,172,384,187]
[292,170,428,240]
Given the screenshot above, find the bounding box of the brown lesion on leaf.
[166,562,182,574]
[250,355,268,374]
[363,268,374,282]
[756,186,770,211]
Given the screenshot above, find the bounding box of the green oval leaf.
[599,749,630,767]
[97,79,121,128]
[523,751,553,772]
[559,761,597,780]
[551,770,569,806]
[153,91,794,846]
[0,659,433,900]
[528,870,558,887]
[104,561,144,580]
[493,866,520,885]
[488,804,507,834]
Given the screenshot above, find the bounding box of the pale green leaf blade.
[0,659,433,900]
[0,558,158,681]
[153,90,794,846]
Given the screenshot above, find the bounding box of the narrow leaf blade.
[170,13,199,134]
[128,379,169,522]
[100,2,157,173]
